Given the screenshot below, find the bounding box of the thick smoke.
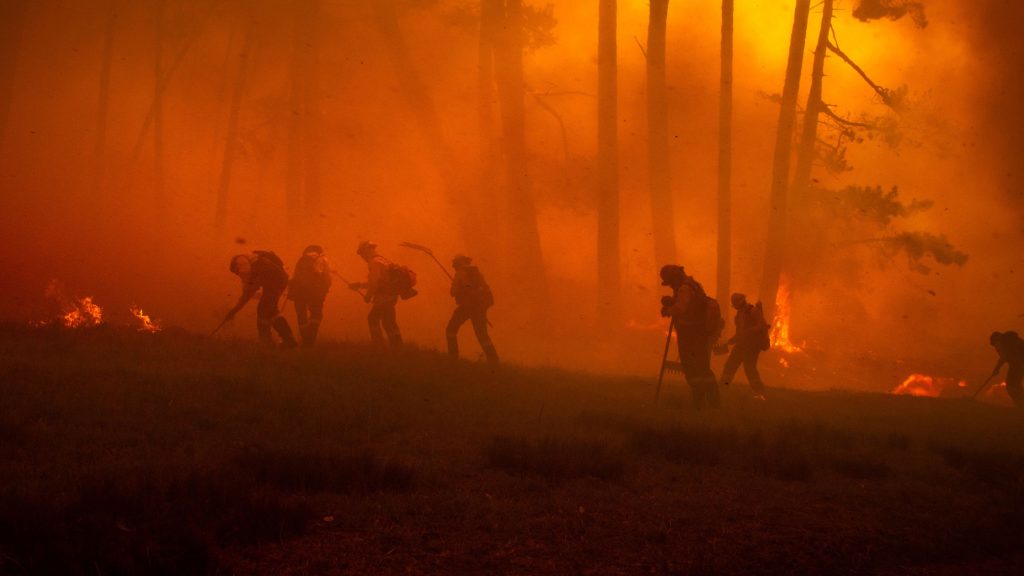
[854,0,928,28]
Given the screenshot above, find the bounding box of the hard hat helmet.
[659,264,685,286]
[731,293,746,307]
[452,254,472,268]
[303,244,324,255]
[356,240,378,255]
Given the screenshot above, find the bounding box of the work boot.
[257,323,274,347]
[482,343,499,365]
[273,317,298,349]
[387,331,404,348]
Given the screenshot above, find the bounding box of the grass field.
[1,324,1023,574]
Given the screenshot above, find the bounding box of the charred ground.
[1,325,1023,574]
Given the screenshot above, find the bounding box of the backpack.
[681,278,723,340]
[388,263,418,300]
[706,296,725,342]
[753,302,771,351]
[253,250,288,288]
[457,267,494,309]
[253,250,285,269]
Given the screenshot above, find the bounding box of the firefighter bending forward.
[350,241,403,348]
[660,264,719,409]
[446,254,498,364]
[225,251,298,348]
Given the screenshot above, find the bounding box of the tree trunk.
[0,0,28,150]
[285,2,305,227]
[214,8,255,229]
[94,2,117,201]
[647,0,675,267]
[597,0,620,326]
[758,0,810,316]
[302,0,323,227]
[716,0,734,309]
[792,0,833,206]
[476,0,501,252]
[153,0,166,219]
[493,0,547,312]
[373,1,471,242]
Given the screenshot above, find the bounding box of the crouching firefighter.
[660,264,719,409]
[225,250,297,348]
[446,254,498,364]
[989,331,1024,408]
[720,293,769,397]
[349,241,415,348]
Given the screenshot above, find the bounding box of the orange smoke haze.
[0,0,1021,383]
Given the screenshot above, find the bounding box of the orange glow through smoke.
[770,279,803,354]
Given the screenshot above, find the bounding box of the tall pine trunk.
[792,0,833,205]
[494,0,547,313]
[94,2,117,201]
[214,8,255,229]
[647,0,675,267]
[597,0,620,325]
[716,0,734,309]
[0,0,28,150]
[476,0,502,252]
[374,0,472,242]
[285,2,305,228]
[302,0,322,228]
[758,0,810,316]
[286,0,322,231]
[153,0,166,219]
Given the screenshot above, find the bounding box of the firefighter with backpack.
[719,293,769,397]
[288,245,332,347]
[349,241,416,349]
[660,264,720,409]
[446,254,498,364]
[224,250,298,348]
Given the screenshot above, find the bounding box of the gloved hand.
[363,293,373,304]
[225,309,237,321]
[660,295,675,307]
[992,366,1001,377]
[660,306,671,318]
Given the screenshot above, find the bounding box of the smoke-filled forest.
[2,0,1024,573]
[0,0,1021,374]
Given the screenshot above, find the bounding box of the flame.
[770,278,804,353]
[892,373,968,397]
[779,357,790,368]
[61,296,103,328]
[129,305,161,333]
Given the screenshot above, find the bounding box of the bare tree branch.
[827,40,896,109]
[820,104,875,129]
[633,35,647,59]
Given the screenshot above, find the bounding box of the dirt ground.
[1,325,1022,574]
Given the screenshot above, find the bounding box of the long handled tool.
[971,372,999,399]
[656,320,683,401]
[331,270,367,298]
[210,317,231,337]
[399,241,453,281]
